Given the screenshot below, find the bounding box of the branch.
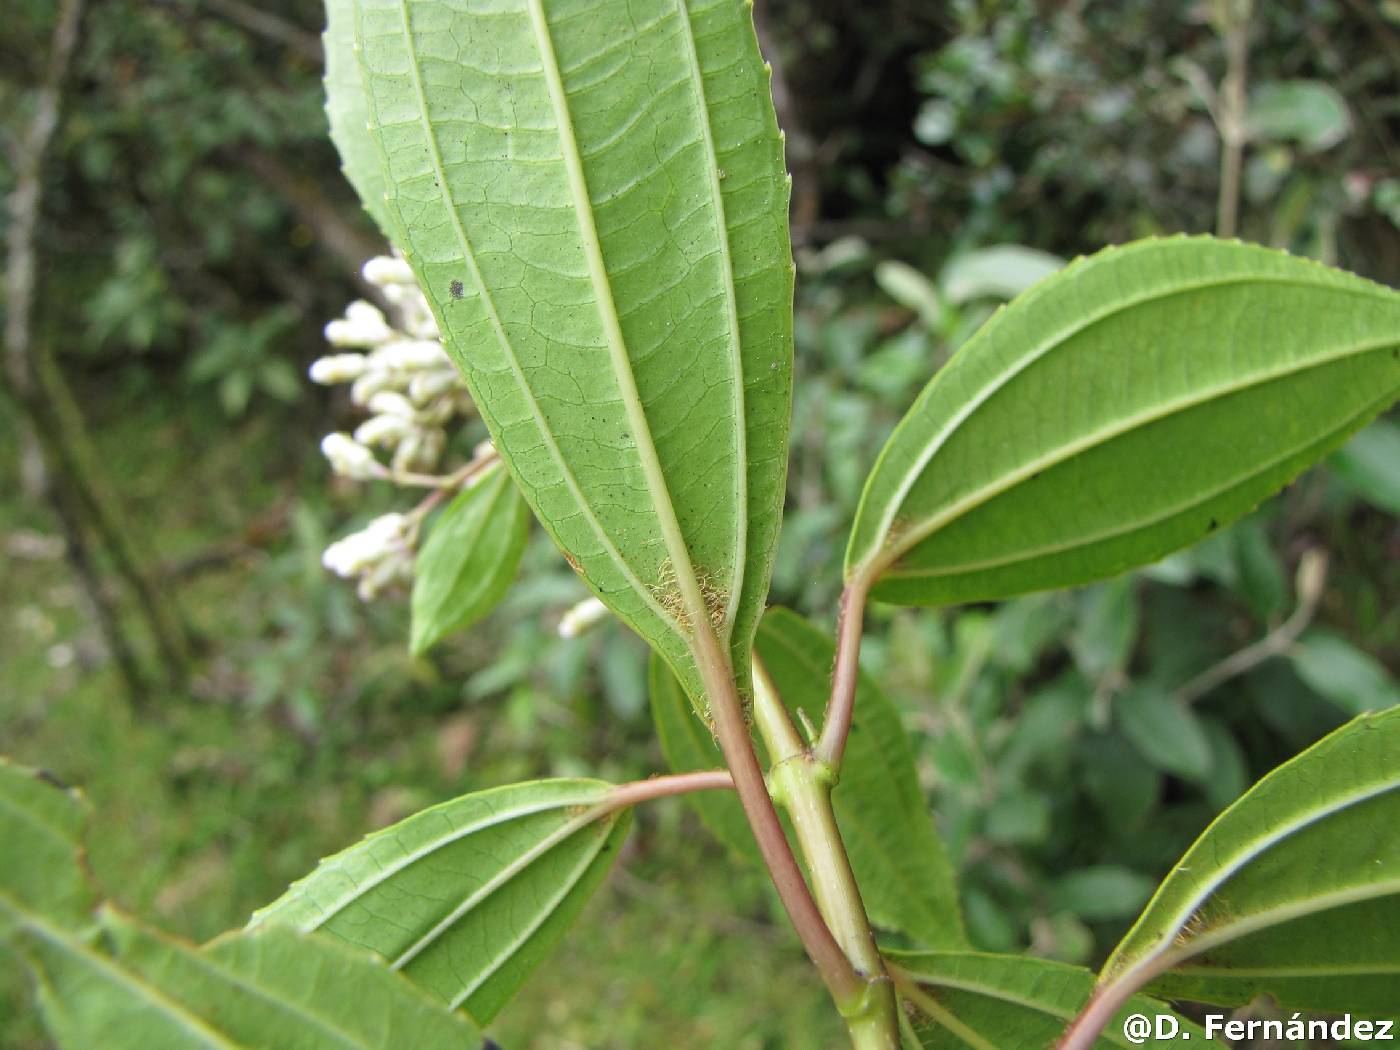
[816,569,874,768]
[604,770,733,811]
[1176,549,1327,705]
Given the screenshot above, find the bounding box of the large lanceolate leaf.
[252,779,630,1023]
[846,237,1400,605]
[1092,708,1400,1017]
[22,914,480,1050]
[755,609,965,949]
[1,760,479,1050]
[888,951,1214,1049]
[323,0,395,240]
[347,0,794,706]
[411,459,530,654]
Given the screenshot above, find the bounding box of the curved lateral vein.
[1102,775,1400,992]
[263,793,605,928]
[863,271,1396,572]
[880,359,1397,579]
[525,0,712,642]
[391,805,618,970]
[446,819,618,1009]
[382,0,674,632]
[675,0,747,641]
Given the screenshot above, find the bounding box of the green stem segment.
[753,657,902,1049]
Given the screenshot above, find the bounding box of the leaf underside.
[251,778,630,1023]
[347,0,794,707]
[1100,707,1400,1017]
[847,236,1400,606]
[323,0,397,241]
[890,950,1215,1049]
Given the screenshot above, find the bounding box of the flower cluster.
[311,256,472,480]
[313,256,479,599]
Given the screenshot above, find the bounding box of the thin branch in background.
[1212,0,1252,238]
[1176,549,1328,705]
[191,0,323,64]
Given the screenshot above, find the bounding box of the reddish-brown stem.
[816,570,873,768]
[603,769,733,810]
[691,626,865,1008]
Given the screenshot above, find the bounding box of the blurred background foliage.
[2,0,1398,1046]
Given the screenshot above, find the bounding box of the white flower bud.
[350,369,397,406]
[325,300,393,347]
[308,353,368,384]
[558,597,610,638]
[354,414,411,448]
[320,433,380,480]
[408,368,460,405]
[362,255,416,287]
[372,339,451,372]
[392,431,425,473]
[367,390,417,419]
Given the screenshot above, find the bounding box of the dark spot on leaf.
[1208,518,1219,531]
[449,280,464,299]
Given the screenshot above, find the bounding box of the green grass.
[0,387,836,1047]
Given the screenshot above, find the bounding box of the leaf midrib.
[857,269,1396,574]
[525,0,714,642]
[445,813,621,1010]
[1103,773,1400,988]
[392,804,616,970]
[379,0,675,631]
[874,332,1397,577]
[254,790,607,928]
[880,373,1397,581]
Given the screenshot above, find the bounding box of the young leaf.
[411,460,530,655]
[1115,684,1213,782]
[846,237,1400,605]
[1288,631,1399,716]
[940,244,1064,305]
[322,0,395,241]
[252,779,630,1023]
[1091,707,1400,1018]
[20,912,481,1050]
[1329,418,1400,514]
[647,651,759,863]
[353,0,794,705]
[755,608,967,949]
[888,951,1214,1049]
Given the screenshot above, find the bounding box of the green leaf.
[1079,733,1160,832]
[20,911,480,1050]
[0,760,93,938]
[845,237,1400,605]
[252,779,630,1022]
[1289,632,1399,716]
[1229,519,1286,620]
[875,260,944,328]
[1248,80,1351,152]
[353,0,793,707]
[647,650,758,862]
[940,244,1064,305]
[322,0,396,240]
[889,951,1214,1049]
[1330,418,1400,513]
[1098,708,1400,1016]
[410,460,530,654]
[1116,684,1212,781]
[755,608,966,949]
[1051,867,1156,922]
[1069,578,1139,680]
